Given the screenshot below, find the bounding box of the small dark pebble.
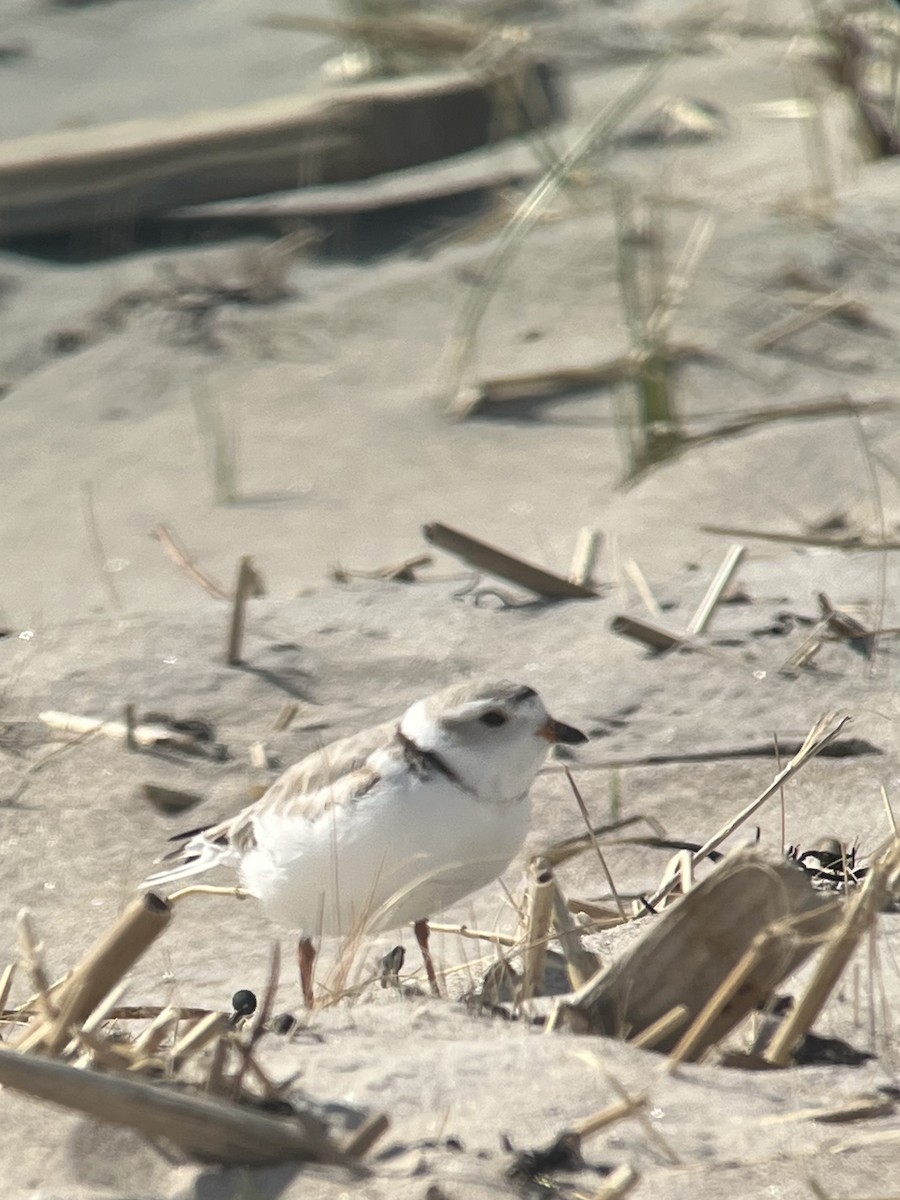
[231,989,257,1018]
[380,944,405,988]
[505,1131,596,1181]
[792,1032,874,1067]
[272,1012,297,1035]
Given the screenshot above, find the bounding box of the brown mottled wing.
[205,719,396,853]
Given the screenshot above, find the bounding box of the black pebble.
[231,989,257,1018]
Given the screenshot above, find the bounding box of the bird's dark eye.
[480,710,507,728]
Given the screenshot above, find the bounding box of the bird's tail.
[141,828,237,892]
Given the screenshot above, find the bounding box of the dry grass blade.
[232,942,281,1099]
[765,836,900,1066]
[564,768,627,922]
[645,712,851,911]
[440,56,667,412]
[80,481,122,612]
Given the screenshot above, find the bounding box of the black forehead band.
[512,686,537,703]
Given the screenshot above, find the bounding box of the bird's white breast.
[237,756,531,937]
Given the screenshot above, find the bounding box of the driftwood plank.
[0,62,561,239]
[0,1047,349,1167]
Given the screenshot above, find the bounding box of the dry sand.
[1,0,900,1196]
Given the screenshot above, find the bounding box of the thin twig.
[153,524,231,600]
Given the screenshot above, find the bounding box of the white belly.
[238,772,531,937]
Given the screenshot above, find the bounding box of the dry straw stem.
[423,521,597,598]
[0,962,17,1015]
[593,1164,640,1199]
[553,850,838,1051]
[644,711,851,912]
[153,524,231,600]
[765,835,900,1067]
[520,856,555,1002]
[343,1112,391,1159]
[624,557,663,618]
[170,1012,231,1065]
[0,1048,348,1167]
[427,922,517,948]
[629,1004,689,1051]
[564,768,627,922]
[226,555,265,665]
[18,893,172,1055]
[439,56,667,413]
[686,543,745,636]
[550,881,601,989]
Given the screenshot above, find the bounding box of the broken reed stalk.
[520,857,555,1002]
[609,614,682,652]
[764,837,900,1066]
[629,1004,689,1051]
[594,1164,640,1200]
[171,1012,230,1064]
[644,712,850,911]
[226,556,258,665]
[564,768,627,922]
[17,892,172,1055]
[343,1113,391,1159]
[422,521,597,599]
[132,1005,181,1059]
[550,881,601,989]
[569,528,600,587]
[685,543,745,636]
[570,1092,648,1140]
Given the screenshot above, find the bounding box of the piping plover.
[144,679,587,1003]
